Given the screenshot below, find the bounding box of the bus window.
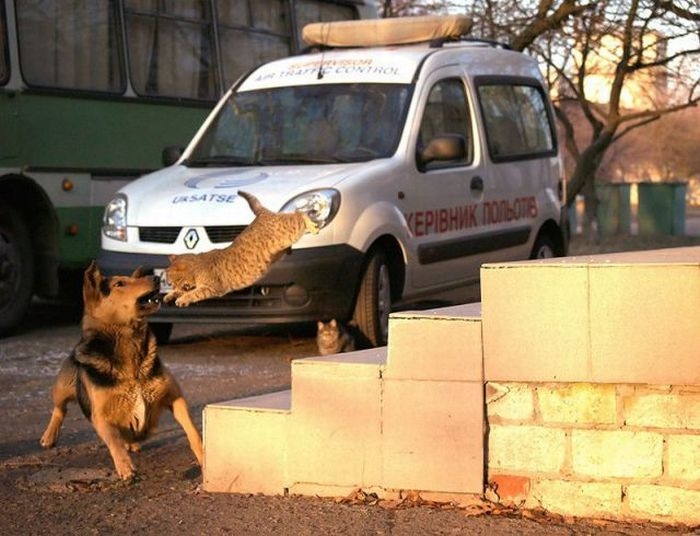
[216,0,292,89]
[16,1,124,92]
[124,1,218,101]
[0,2,8,85]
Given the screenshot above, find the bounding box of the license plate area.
[153,268,172,293]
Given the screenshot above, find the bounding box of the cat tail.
[238,190,265,216]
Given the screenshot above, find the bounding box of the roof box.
[302,14,473,48]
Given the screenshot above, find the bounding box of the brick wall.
[486,382,700,523]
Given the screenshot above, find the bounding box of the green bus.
[0,0,376,335]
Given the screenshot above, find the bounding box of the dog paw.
[39,438,54,449]
[39,432,56,449]
[114,471,139,485]
[116,465,136,481]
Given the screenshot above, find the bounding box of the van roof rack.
[440,37,512,50]
[302,15,473,49]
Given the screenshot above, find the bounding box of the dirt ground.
[1,235,700,535]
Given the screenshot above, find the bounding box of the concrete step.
[203,313,488,498]
[480,246,700,384]
[203,246,700,503]
[203,348,387,495]
[386,302,483,381]
[381,303,484,494]
[288,348,386,496]
[204,390,291,494]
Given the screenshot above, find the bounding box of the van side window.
[417,78,472,170]
[477,80,556,161]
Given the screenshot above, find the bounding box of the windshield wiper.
[257,154,346,165]
[185,153,347,168]
[183,155,256,167]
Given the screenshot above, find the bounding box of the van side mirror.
[417,134,466,170]
[162,146,184,167]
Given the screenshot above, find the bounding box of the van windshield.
[185,83,412,166]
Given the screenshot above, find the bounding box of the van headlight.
[282,189,340,230]
[102,194,128,241]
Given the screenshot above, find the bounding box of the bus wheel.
[352,249,392,347]
[0,203,34,336]
[150,322,173,345]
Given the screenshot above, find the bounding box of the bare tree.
[379,0,700,238]
[379,0,450,17]
[540,1,699,238]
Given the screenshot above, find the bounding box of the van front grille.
[139,227,181,244]
[205,225,247,243]
[138,225,248,244]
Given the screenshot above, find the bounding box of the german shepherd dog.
[40,262,203,480]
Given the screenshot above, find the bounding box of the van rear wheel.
[352,250,391,347]
[530,233,557,259]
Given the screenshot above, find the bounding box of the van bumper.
[96,245,365,325]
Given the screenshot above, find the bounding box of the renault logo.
[183,228,199,249]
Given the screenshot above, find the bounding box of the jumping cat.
[164,190,319,307]
[316,319,356,356]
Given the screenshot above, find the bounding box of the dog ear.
[131,266,144,278]
[83,261,102,305]
[84,261,100,284]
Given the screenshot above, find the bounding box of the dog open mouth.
[138,289,161,314]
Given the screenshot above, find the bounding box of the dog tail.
[238,190,266,216]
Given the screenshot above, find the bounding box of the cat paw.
[303,215,321,234]
[175,297,192,307]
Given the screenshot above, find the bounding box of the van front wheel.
[352,250,391,347]
[150,322,173,345]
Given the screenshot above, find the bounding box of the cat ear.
[330,319,337,327]
[317,321,324,329]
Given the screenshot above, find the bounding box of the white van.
[99,15,568,346]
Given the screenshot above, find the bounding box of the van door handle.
[470,176,484,192]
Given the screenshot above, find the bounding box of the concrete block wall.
[487,383,700,523]
[481,246,700,525]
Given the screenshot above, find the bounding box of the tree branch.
[656,0,700,21]
[511,1,595,51]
